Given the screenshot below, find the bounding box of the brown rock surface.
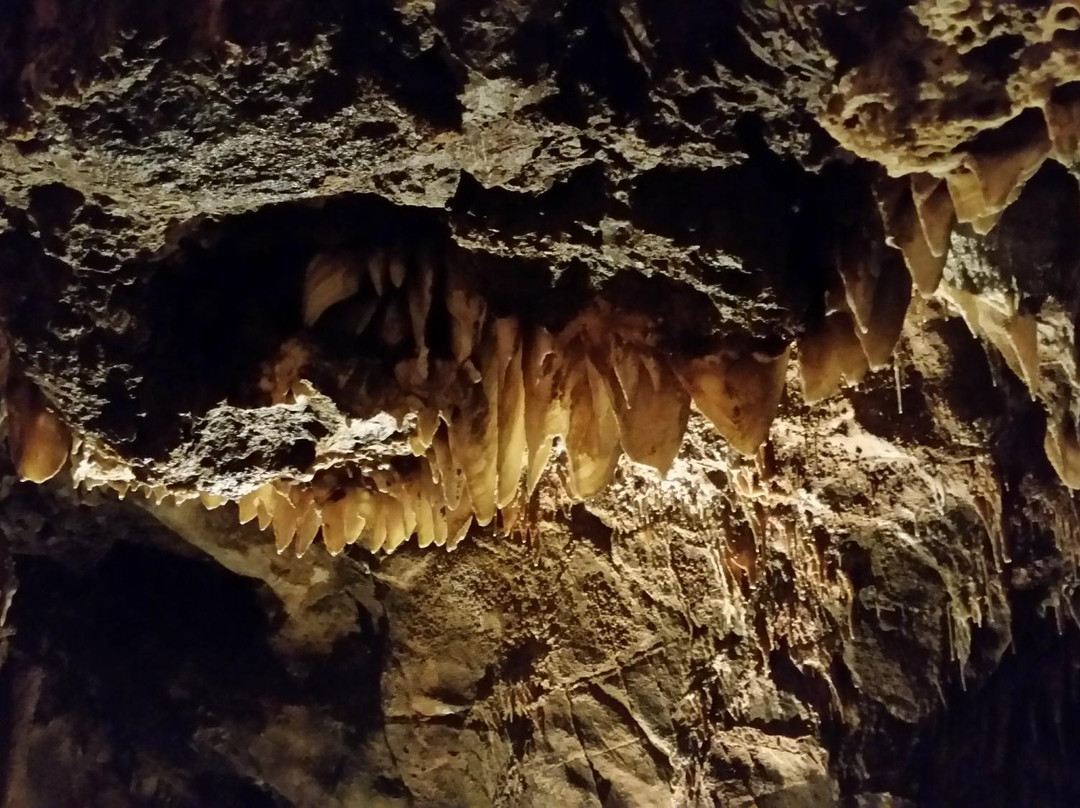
[3,2,1080,807]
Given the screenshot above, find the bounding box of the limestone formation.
[4,2,1080,807]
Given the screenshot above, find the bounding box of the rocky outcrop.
[3,2,1080,806]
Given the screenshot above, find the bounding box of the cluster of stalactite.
[7,77,1080,555]
[0,246,790,555]
[1,181,1076,557]
[805,88,1068,406]
[817,0,1080,489]
[239,248,790,555]
[868,108,1080,491]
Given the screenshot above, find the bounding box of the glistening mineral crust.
[2,2,1080,807]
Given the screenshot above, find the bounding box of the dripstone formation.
[3,2,1080,806]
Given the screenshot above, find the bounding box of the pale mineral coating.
[822,1,1080,176]
[3,2,1080,808]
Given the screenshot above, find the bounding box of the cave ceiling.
[3,2,1080,807]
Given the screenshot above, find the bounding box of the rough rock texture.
[4,2,1080,807]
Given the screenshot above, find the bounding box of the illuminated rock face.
[4,2,1080,807]
[61,244,793,557]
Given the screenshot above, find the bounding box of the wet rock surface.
[4,2,1080,806]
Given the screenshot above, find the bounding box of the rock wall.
[3,2,1080,806]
